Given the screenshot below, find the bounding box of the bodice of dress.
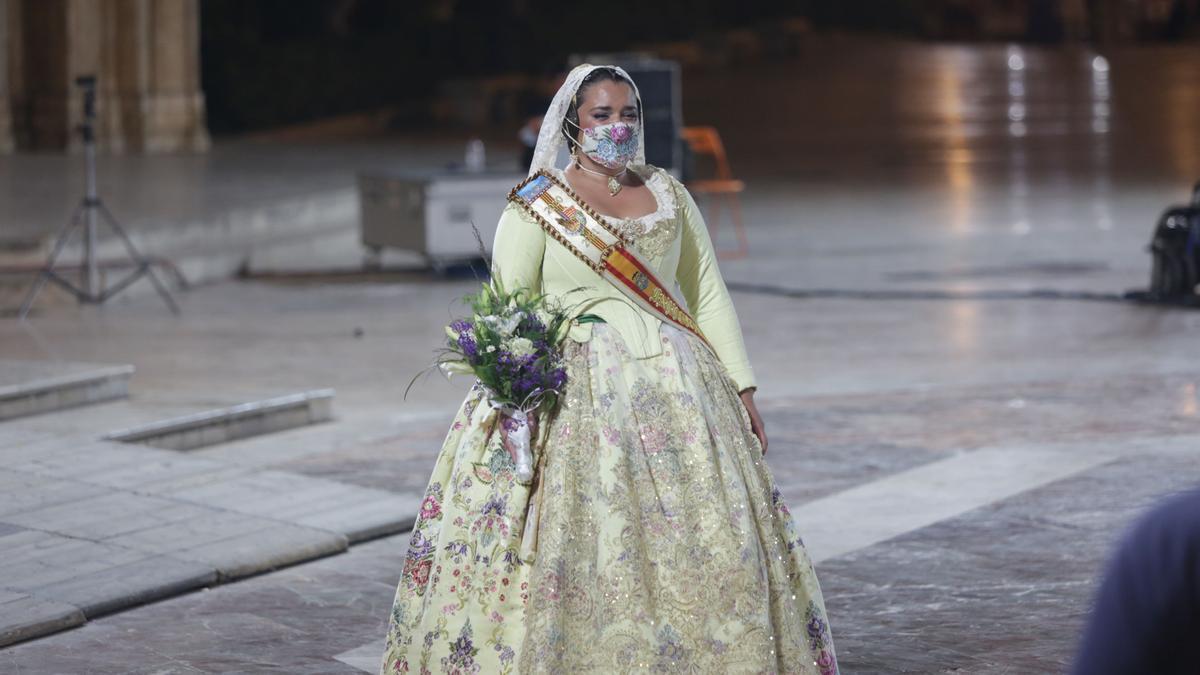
[490,163,757,392]
[548,166,681,265]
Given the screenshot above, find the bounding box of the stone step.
[2,397,249,448]
[0,436,421,648]
[103,389,336,451]
[0,186,358,313]
[0,360,134,421]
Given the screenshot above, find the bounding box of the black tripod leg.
[17,204,86,319]
[158,257,190,290]
[97,202,181,315]
[97,263,150,301]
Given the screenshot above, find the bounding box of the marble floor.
[4,37,1200,673]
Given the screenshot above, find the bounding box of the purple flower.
[457,333,478,359]
[450,636,474,659]
[437,290,570,413]
[513,377,537,400]
[406,530,434,562]
[807,614,827,640]
[518,315,545,334]
[610,124,632,143]
[481,496,506,517]
[443,621,479,669]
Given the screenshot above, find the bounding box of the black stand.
[18,75,181,320]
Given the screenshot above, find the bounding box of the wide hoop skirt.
[380,322,838,674]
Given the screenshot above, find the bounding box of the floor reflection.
[688,39,1200,188]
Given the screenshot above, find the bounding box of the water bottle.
[465,138,486,172]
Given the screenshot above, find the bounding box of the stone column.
[17,0,98,150]
[14,0,208,153]
[108,0,209,152]
[0,0,12,153]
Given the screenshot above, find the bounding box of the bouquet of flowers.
[411,273,577,483]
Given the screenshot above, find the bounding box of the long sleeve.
[490,202,546,293]
[674,180,758,393]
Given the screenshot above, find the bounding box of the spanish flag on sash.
[507,170,713,354]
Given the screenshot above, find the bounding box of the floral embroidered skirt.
[379,322,838,674]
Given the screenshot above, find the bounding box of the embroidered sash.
[507,170,712,352]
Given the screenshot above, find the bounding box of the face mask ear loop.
[565,100,586,156]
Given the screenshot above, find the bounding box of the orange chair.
[680,126,749,259]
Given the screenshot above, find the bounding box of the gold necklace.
[573,159,627,196]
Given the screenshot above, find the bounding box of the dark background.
[199,0,1200,134]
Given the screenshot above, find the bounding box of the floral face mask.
[575,121,639,171]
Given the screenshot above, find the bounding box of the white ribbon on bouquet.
[439,363,560,486]
[490,399,536,483]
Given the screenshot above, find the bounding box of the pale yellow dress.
[380,165,838,674]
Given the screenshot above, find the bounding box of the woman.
[380,64,838,674]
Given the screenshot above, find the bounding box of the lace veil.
[527,63,646,177]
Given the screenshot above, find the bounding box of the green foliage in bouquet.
[434,273,579,412]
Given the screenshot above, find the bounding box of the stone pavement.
[0,420,419,648]
[2,360,1198,673]
[3,263,1200,671]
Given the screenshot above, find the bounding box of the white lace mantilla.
[551,166,679,261]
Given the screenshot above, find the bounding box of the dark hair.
[560,67,641,148]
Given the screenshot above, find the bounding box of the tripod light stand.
[18,75,181,319]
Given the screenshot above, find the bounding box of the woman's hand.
[500,411,538,464]
[739,388,767,455]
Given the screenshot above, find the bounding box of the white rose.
[499,311,524,335]
[506,337,535,358]
[480,311,524,336]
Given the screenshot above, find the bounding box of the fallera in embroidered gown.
[379,164,839,674]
